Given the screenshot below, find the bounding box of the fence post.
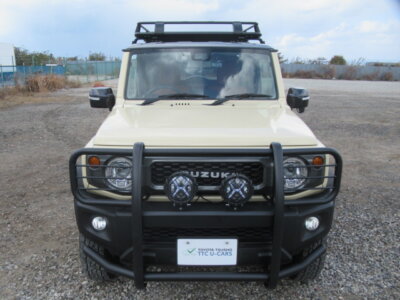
[86,60,89,83]
[0,65,4,88]
[96,62,99,81]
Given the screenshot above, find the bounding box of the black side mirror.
[89,87,115,111]
[286,87,309,113]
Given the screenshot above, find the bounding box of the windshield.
[126,48,277,100]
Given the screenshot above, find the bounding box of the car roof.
[123,41,276,52]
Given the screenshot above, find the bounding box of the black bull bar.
[69,143,342,288]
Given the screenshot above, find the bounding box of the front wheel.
[79,234,115,281]
[291,239,326,283]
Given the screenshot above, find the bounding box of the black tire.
[79,234,114,281]
[292,239,326,283]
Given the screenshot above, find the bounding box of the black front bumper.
[81,241,326,282]
[70,143,342,288]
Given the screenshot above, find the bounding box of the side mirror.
[89,87,115,111]
[286,87,309,113]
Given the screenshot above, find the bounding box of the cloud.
[357,21,391,33]
[0,0,399,61]
[135,0,219,17]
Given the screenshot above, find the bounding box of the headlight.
[283,157,308,192]
[105,157,132,191]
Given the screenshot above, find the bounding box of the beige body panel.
[85,50,326,201]
[92,103,320,148]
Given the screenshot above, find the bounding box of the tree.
[88,52,106,61]
[277,52,287,64]
[329,55,347,65]
[14,47,55,66]
[308,57,327,65]
[291,57,306,64]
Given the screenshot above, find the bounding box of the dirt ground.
[0,79,399,299]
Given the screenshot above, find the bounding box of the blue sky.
[1,0,399,62]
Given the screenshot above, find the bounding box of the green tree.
[14,47,28,65]
[329,55,347,65]
[88,52,106,61]
[14,47,55,66]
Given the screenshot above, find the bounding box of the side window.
[127,55,137,98]
[259,55,276,97]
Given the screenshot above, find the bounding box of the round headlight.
[283,157,308,191]
[105,157,132,191]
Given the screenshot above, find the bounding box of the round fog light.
[165,172,197,207]
[220,174,253,208]
[92,216,107,231]
[305,216,319,231]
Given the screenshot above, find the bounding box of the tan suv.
[69,21,342,289]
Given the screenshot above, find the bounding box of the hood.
[92,102,319,148]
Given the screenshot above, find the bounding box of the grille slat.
[151,161,264,186]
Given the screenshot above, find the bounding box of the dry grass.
[283,66,336,80]
[24,74,81,92]
[283,66,397,81]
[93,81,105,87]
[0,74,82,109]
[380,72,394,81]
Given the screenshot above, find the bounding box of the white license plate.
[177,238,238,266]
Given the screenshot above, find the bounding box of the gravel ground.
[0,78,399,299]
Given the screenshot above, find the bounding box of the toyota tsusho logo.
[185,171,233,179]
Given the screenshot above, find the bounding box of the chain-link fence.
[281,63,400,81]
[64,61,120,83]
[0,61,121,88]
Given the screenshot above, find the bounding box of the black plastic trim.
[70,147,342,207]
[134,21,264,44]
[70,144,342,288]
[82,243,326,281]
[268,142,285,288]
[132,143,145,288]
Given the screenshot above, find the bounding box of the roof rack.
[133,21,265,44]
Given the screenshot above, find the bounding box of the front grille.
[143,227,272,243]
[151,161,264,186]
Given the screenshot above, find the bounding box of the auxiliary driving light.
[305,216,320,231]
[220,174,253,208]
[165,172,197,207]
[92,216,107,231]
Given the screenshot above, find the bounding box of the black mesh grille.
[151,161,263,186]
[143,227,272,243]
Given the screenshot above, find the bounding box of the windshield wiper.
[207,93,273,106]
[139,94,210,105]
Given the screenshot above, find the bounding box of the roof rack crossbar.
[133,21,265,44]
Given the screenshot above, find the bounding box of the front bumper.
[75,200,335,266]
[82,241,326,282]
[70,143,342,288]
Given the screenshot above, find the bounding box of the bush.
[24,74,81,92]
[320,65,336,79]
[88,52,106,61]
[360,72,380,81]
[380,72,394,81]
[338,66,357,80]
[292,70,317,79]
[330,55,347,65]
[93,82,105,87]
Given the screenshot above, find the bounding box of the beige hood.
[92,101,319,148]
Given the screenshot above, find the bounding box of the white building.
[0,43,16,72]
